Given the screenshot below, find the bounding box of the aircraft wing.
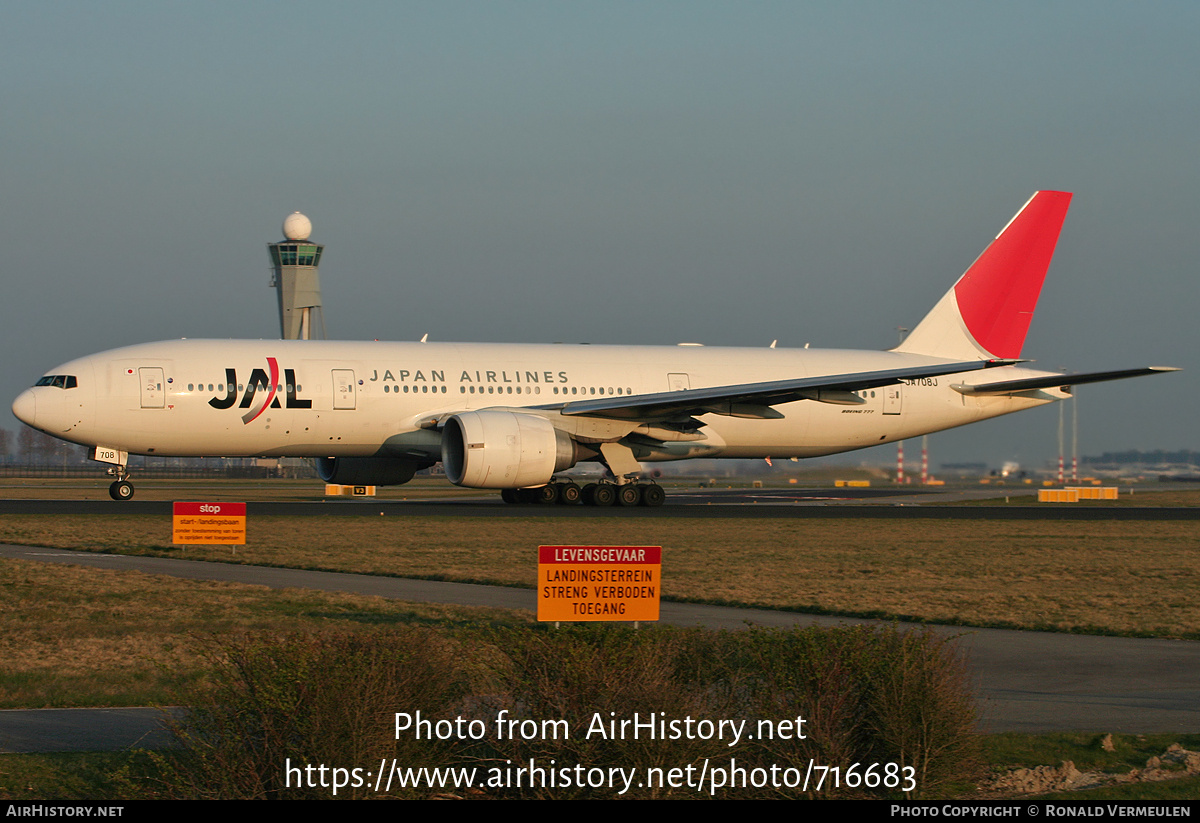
[552,359,1011,421]
[951,366,1179,397]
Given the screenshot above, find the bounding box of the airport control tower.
[268,212,326,339]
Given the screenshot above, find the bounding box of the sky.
[2,1,1196,469]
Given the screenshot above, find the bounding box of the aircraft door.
[668,373,691,391]
[332,369,356,409]
[139,368,165,409]
[883,384,903,415]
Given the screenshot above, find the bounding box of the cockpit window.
[34,375,77,389]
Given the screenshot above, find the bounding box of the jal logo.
[208,357,311,424]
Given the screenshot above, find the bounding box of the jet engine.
[441,410,581,488]
[315,456,425,486]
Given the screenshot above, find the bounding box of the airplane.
[11,191,1177,505]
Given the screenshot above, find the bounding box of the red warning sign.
[172,502,246,545]
[537,545,661,622]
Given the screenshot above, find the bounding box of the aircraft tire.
[534,484,559,504]
[590,484,617,507]
[616,484,641,506]
[500,488,520,504]
[558,482,582,505]
[639,484,666,507]
[109,480,134,501]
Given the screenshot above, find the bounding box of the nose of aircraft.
[12,389,36,428]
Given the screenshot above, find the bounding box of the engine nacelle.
[315,456,424,486]
[441,411,580,488]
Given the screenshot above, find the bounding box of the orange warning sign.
[173,501,246,545]
[537,545,661,622]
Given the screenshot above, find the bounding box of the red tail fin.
[897,191,1072,360]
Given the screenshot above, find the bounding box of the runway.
[1,541,1197,753]
[1,485,1196,519]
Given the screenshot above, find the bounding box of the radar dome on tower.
[282,211,312,241]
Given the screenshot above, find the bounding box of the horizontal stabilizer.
[952,366,1178,396]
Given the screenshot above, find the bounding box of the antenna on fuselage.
[268,212,326,340]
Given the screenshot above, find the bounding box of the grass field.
[2,556,1199,800]
[0,555,529,709]
[2,478,1198,800]
[2,510,1197,638]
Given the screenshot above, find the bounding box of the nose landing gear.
[106,466,134,500]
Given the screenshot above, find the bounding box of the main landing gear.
[501,479,665,507]
[107,466,135,501]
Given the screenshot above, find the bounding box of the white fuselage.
[15,338,1062,464]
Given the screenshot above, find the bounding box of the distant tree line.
[0,426,88,465]
[1083,449,1200,465]
[0,426,317,478]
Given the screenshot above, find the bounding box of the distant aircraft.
[12,191,1176,504]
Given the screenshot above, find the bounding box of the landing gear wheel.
[534,484,560,505]
[501,488,520,504]
[558,482,582,505]
[109,480,134,501]
[587,484,616,506]
[639,484,666,507]
[616,484,641,506]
